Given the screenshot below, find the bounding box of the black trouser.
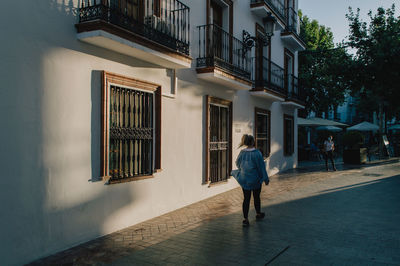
[324,150,336,170]
[242,186,262,219]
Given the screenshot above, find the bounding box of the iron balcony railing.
[252,56,286,95]
[285,7,299,35]
[250,0,286,23]
[197,24,251,81]
[286,74,305,102]
[78,0,190,55]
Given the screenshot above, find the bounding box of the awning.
[298,117,348,127]
[347,121,379,131]
[315,125,343,132]
[388,124,400,130]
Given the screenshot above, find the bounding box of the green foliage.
[298,11,353,117]
[342,131,365,149]
[346,4,400,121]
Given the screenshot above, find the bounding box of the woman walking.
[231,134,269,227]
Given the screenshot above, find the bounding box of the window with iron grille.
[284,114,294,155]
[206,96,232,184]
[101,72,161,183]
[255,108,271,158]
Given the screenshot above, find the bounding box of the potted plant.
[342,131,367,164]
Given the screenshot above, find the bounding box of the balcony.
[196,24,252,90]
[280,7,306,51]
[282,74,305,108]
[250,56,286,101]
[75,0,191,69]
[250,0,286,30]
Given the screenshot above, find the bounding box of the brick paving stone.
[28,158,400,265]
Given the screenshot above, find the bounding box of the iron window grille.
[255,108,271,157]
[101,72,161,183]
[109,85,154,179]
[206,96,232,184]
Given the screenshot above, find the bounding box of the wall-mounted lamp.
[263,13,277,38]
[242,13,277,55]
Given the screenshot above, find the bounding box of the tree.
[346,4,400,155]
[298,11,353,118]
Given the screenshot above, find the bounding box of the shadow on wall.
[0,2,144,265]
[91,70,102,181]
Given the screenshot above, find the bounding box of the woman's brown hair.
[238,134,255,148]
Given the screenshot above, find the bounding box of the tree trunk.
[378,101,384,159]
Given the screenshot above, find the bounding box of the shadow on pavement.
[111,173,400,265]
[290,158,400,176]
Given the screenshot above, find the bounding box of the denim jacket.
[231,148,269,190]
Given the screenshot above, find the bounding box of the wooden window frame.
[254,107,271,158]
[101,71,162,183]
[205,95,233,184]
[283,114,294,156]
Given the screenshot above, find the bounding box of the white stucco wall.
[0,1,300,265]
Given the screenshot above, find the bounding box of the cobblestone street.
[31,159,400,265]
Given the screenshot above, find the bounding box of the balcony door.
[211,1,223,27]
[110,0,143,22]
[255,24,270,87]
[210,1,224,59]
[207,0,233,63]
[285,0,296,29]
[284,49,294,94]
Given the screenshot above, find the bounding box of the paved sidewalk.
[30,158,400,265]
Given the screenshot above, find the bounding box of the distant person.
[231,134,269,227]
[310,142,322,160]
[323,135,337,171]
[310,143,318,151]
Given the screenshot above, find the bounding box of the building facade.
[0,0,305,264]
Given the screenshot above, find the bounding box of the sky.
[298,0,399,44]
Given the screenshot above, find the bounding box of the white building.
[333,94,358,124]
[0,0,305,264]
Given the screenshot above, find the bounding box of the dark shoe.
[333,168,337,171]
[242,219,249,227]
[256,212,265,220]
